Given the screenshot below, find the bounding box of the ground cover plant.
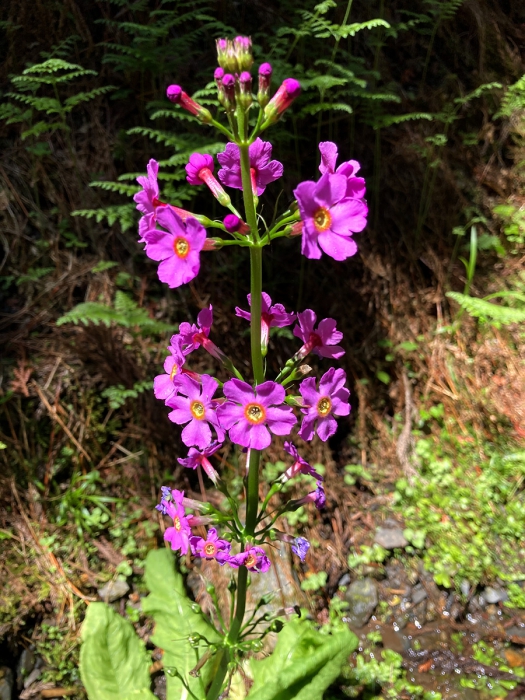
[1,0,525,698]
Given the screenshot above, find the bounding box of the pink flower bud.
[290,221,303,236]
[223,214,250,235]
[167,84,212,124]
[214,66,225,85]
[257,63,272,107]
[264,78,301,122]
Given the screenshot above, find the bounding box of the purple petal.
[318,231,358,261]
[143,230,175,261]
[223,378,256,405]
[247,423,272,450]
[255,381,285,407]
[299,377,319,406]
[319,141,338,174]
[216,402,244,429]
[156,206,185,236]
[182,419,212,449]
[266,406,297,435]
[154,374,177,400]
[293,180,318,218]
[313,172,347,208]
[298,413,316,442]
[316,415,337,442]
[330,199,368,235]
[228,420,251,448]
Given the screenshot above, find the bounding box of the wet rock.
[411,584,427,605]
[0,667,13,700]
[374,527,407,550]
[481,586,508,604]
[98,579,130,602]
[344,578,378,627]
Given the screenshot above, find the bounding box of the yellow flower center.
[190,400,205,420]
[173,236,190,258]
[169,363,179,380]
[317,396,332,416]
[313,207,332,232]
[244,402,266,425]
[174,516,182,531]
[204,543,216,557]
[245,553,256,568]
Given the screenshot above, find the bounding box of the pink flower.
[177,442,222,484]
[228,545,271,573]
[282,441,323,482]
[297,482,326,510]
[190,528,231,564]
[217,379,297,450]
[185,153,231,207]
[156,488,192,555]
[293,309,344,360]
[318,142,366,199]
[176,306,213,355]
[264,78,301,121]
[298,367,350,442]
[235,292,295,349]
[166,85,212,123]
[166,374,224,449]
[217,139,283,196]
[223,214,250,235]
[153,336,186,402]
[294,172,368,260]
[142,207,206,288]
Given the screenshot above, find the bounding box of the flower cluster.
[134,35,366,581]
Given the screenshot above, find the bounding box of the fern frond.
[447,292,525,324]
[89,181,140,196]
[71,205,136,232]
[302,75,348,91]
[374,112,433,129]
[336,19,390,38]
[300,102,353,116]
[64,86,117,110]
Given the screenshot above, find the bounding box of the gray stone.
[460,580,470,597]
[98,579,130,602]
[344,578,378,627]
[338,573,351,588]
[482,586,508,604]
[374,527,408,550]
[0,667,13,700]
[411,583,427,605]
[17,648,35,690]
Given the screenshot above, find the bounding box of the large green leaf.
[247,619,357,700]
[142,548,222,700]
[79,602,156,700]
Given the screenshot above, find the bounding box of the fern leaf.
[71,205,136,232]
[336,19,390,38]
[447,292,525,324]
[300,102,353,116]
[89,181,140,196]
[64,85,117,110]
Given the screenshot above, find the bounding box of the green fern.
[447,291,525,325]
[101,380,153,409]
[56,291,173,333]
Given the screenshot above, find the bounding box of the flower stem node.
[166,84,212,124]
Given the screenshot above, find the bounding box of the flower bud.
[264,78,301,123]
[289,220,303,236]
[223,214,250,235]
[167,84,212,124]
[214,66,224,86]
[239,71,253,109]
[222,73,236,109]
[202,238,222,251]
[257,63,272,107]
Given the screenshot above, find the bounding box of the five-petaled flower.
[293,309,344,360]
[235,292,295,351]
[218,379,296,450]
[217,138,283,196]
[294,171,367,260]
[142,206,206,288]
[318,142,366,199]
[178,441,222,484]
[190,528,231,564]
[228,545,271,573]
[166,374,224,449]
[298,367,350,442]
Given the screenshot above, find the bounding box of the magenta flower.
[291,537,310,561]
[264,78,301,121]
[293,309,344,360]
[166,373,224,449]
[294,172,368,260]
[282,441,323,482]
[190,528,231,564]
[142,206,205,288]
[217,138,283,196]
[166,85,212,123]
[185,153,231,207]
[258,63,272,106]
[176,306,213,355]
[217,379,297,450]
[178,441,222,484]
[318,142,366,199]
[156,488,192,555]
[223,214,250,235]
[228,545,271,573]
[153,341,186,402]
[235,292,295,349]
[298,367,350,442]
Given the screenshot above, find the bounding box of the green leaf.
[447,292,525,325]
[247,619,357,700]
[79,602,156,700]
[142,549,221,700]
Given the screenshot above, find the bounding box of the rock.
[0,667,13,700]
[460,580,470,597]
[153,673,167,700]
[98,579,130,602]
[374,527,407,550]
[481,586,508,604]
[344,578,378,627]
[17,648,35,690]
[338,573,351,588]
[411,583,427,605]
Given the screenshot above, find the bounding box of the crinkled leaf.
[80,602,156,700]
[247,619,357,700]
[142,549,221,700]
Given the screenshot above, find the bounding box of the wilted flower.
[293,309,344,360]
[156,488,193,555]
[291,537,310,561]
[178,442,222,484]
[298,367,350,442]
[176,306,213,355]
[282,441,323,481]
[235,292,295,351]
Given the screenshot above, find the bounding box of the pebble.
[411,583,428,605]
[97,579,130,602]
[0,668,13,700]
[374,527,408,550]
[460,580,470,597]
[344,578,378,627]
[338,573,351,588]
[17,648,35,690]
[481,586,508,604]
